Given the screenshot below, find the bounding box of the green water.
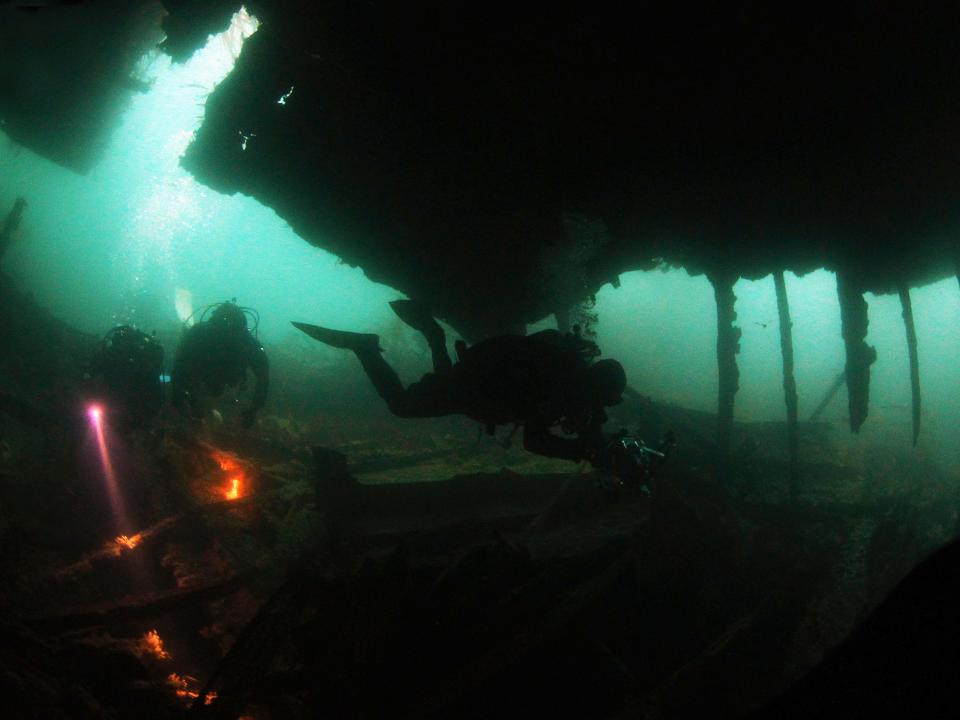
[1,7,957,473]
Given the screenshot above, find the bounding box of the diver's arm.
[530,408,611,466]
[523,421,592,462]
[579,409,609,464]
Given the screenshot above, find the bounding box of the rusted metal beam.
[25,576,243,634]
[773,271,799,497]
[836,269,876,433]
[708,270,741,459]
[897,283,921,446]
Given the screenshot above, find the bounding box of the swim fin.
[389,300,442,337]
[291,321,382,352]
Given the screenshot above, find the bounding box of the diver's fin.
[389,300,441,336]
[291,322,382,352]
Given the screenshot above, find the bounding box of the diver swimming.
[171,300,269,428]
[293,299,630,469]
[84,324,164,433]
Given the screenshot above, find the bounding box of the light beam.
[87,402,129,530]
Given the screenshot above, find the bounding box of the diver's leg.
[292,322,406,404]
[427,334,452,375]
[420,331,452,375]
[292,320,457,415]
[355,348,460,418]
[350,346,460,419]
[389,300,452,374]
[353,345,405,404]
[385,372,459,418]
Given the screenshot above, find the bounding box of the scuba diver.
[293,300,628,467]
[85,325,165,432]
[171,301,269,428]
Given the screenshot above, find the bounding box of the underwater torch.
[86,401,127,522]
[87,403,103,424]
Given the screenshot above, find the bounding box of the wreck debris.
[187,566,314,719]
[114,533,144,553]
[346,447,463,475]
[2,243,955,719]
[708,270,741,459]
[773,271,800,497]
[168,672,218,705]
[836,269,876,432]
[312,446,353,520]
[26,577,243,634]
[420,547,637,716]
[0,389,53,429]
[46,503,285,584]
[897,282,921,446]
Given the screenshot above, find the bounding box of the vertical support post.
[897,282,921,447]
[836,269,876,433]
[708,270,741,460]
[774,271,799,498]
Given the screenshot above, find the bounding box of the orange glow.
[167,672,199,700]
[140,630,171,660]
[166,673,216,704]
[114,533,142,551]
[207,446,250,501]
[210,447,241,473]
